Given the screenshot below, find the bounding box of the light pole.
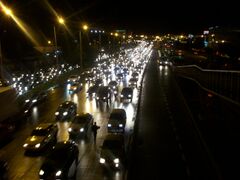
[0,3,13,78]
[53,17,65,68]
[79,24,88,71]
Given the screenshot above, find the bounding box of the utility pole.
[79,30,83,71]
[53,25,58,68]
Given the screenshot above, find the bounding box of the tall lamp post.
[79,24,88,71]
[0,4,13,78]
[53,16,65,68]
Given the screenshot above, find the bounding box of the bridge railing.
[173,65,240,103]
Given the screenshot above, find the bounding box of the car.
[120,87,133,102]
[86,85,99,98]
[99,134,126,169]
[23,91,48,114]
[94,78,103,87]
[39,141,79,179]
[128,77,138,88]
[67,75,80,84]
[0,79,9,87]
[55,101,77,122]
[107,109,126,133]
[84,72,94,83]
[116,73,124,81]
[131,72,139,79]
[68,82,82,93]
[96,86,112,104]
[68,113,94,139]
[23,123,58,152]
[108,81,118,97]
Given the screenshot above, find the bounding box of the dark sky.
[2,0,240,34]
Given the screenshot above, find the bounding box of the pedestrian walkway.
[127,50,221,180]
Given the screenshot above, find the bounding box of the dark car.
[128,78,138,88]
[107,109,126,133]
[68,82,82,93]
[99,134,126,169]
[67,75,80,84]
[23,91,48,114]
[0,79,9,87]
[116,73,124,81]
[55,101,77,122]
[108,81,118,97]
[86,85,99,98]
[120,87,133,102]
[23,123,58,152]
[131,72,139,79]
[68,113,93,139]
[39,141,79,179]
[94,78,103,87]
[96,86,112,104]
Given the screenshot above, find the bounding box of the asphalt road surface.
[127,53,221,180]
[0,74,139,180]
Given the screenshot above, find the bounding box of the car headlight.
[25,99,30,103]
[80,128,84,132]
[24,110,28,113]
[32,99,37,103]
[114,158,119,164]
[100,158,105,164]
[128,94,132,97]
[68,128,72,132]
[55,112,59,116]
[35,143,41,148]
[39,169,44,176]
[56,170,62,176]
[108,124,112,127]
[119,124,123,127]
[63,111,68,116]
[120,95,123,97]
[23,143,28,147]
[103,97,106,99]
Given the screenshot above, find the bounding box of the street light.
[53,16,65,68]
[79,24,88,71]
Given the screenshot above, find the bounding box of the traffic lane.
[160,65,221,179]
[2,79,138,179]
[0,87,67,180]
[75,81,138,180]
[128,58,188,180]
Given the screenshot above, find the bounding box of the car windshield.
[31,129,48,136]
[102,140,122,149]
[73,116,89,124]
[110,112,125,120]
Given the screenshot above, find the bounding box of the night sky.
[1,0,240,35]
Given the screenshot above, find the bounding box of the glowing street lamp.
[58,17,65,24]
[0,3,13,78]
[83,24,88,31]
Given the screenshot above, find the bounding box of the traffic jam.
[0,41,153,179]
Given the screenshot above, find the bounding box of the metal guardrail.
[174,65,240,103]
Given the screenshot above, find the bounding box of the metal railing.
[174,65,240,103]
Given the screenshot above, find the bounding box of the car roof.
[122,87,133,92]
[111,108,126,116]
[35,123,54,130]
[105,134,124,142]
